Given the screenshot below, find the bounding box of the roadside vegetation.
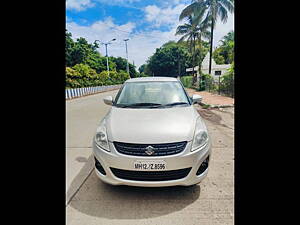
[141,29,234,97]
[175,0,234,97]
[180,76,194,88]
[66,30,145,88]
[219,62,234,97]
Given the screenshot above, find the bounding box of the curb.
[66,154,95,206]
[65,85,122,100]
[199,102,234,109]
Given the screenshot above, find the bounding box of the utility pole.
[208,19,214,75]
[95,38,116,76]
[123,39,130,77]
[218,74,221,95]
[177,53,181,79]
[178,60,181,78]
[104,44,109,75]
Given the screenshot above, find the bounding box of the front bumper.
[93,140,212,187]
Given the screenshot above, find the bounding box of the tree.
[180,0,234,74]
[176,16,200,84]
[143,63,153,76]
[65,31,100,67]
[147,44,189,77]
[176,12,211,86]
[111,57,127,71]
[66,30,108,70]
[128,63,138,78]
[194,41,209,67]
[71,38,94,66]
[66,31,75,67]
[85,53,107,73]
[221,30,234,44]
[219,31,234,63]
[213,31,234,64]
[212,47,225,64]
[138,64,146,73]
[109,57,137,78]
[65,30,139,87]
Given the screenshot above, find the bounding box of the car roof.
[125,77,179,83]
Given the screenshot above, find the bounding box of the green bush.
[108,71,119,84]
[180,76,193,88]
[66,78,81,89]
[118,70,131,83]
[66,64,131,88]
[66,67,81,88]
[220,63,234,97]
[72,64,93,78]
[202,74,217,92]
[198,76,206,91]
[66,67,81,79]
[108,70,130,84]
[65,64,98,88]
[139,72,149,77]
[98,71,112,85]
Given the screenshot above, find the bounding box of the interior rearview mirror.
[103,96,113,105]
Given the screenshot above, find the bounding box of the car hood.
[105,106,201,144]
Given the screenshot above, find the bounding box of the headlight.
[191,117,209,151]
[94,119,110,152]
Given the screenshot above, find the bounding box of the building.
[186,53,231,82]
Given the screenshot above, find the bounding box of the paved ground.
[66,89,119,204]
[66,90,234,225]
[186,88,234,106]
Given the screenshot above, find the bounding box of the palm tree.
[194,19,211,84]
[176,13,210,85]
[180,0,234,75]
[221,30,234,44]
[176,16,198,84]
[220,31,234,63]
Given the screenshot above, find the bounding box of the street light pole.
[123,39,130,77]
[104,43,110,75]
[95,39,116,76]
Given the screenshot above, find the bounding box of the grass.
[201,104,211,109]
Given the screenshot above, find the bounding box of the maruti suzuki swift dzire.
[93,77,211,187]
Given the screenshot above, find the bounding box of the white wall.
[201,67,230,81]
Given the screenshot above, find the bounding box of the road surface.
[66,90,234,225]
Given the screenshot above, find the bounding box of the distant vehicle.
[93,77,211,187]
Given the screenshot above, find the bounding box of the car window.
[115,81,190,107]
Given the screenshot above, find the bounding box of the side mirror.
[103,96,113,105]
[192,94,202,104]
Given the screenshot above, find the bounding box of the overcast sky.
[66,0,234,68]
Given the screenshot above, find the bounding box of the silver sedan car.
[93,77,211,187]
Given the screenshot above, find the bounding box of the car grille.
[110,167,192,181]
[113,141,187,156]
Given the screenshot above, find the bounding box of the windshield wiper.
[162,102,189,107]
[117,103,162,108]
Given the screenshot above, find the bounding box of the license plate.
[134,160,166,171]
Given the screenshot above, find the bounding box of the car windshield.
[115,81,190,108]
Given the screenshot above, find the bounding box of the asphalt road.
[66,90,234,225]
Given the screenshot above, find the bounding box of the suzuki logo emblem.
[145,146,155,155]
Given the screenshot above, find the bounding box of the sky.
[66,0,234,68]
